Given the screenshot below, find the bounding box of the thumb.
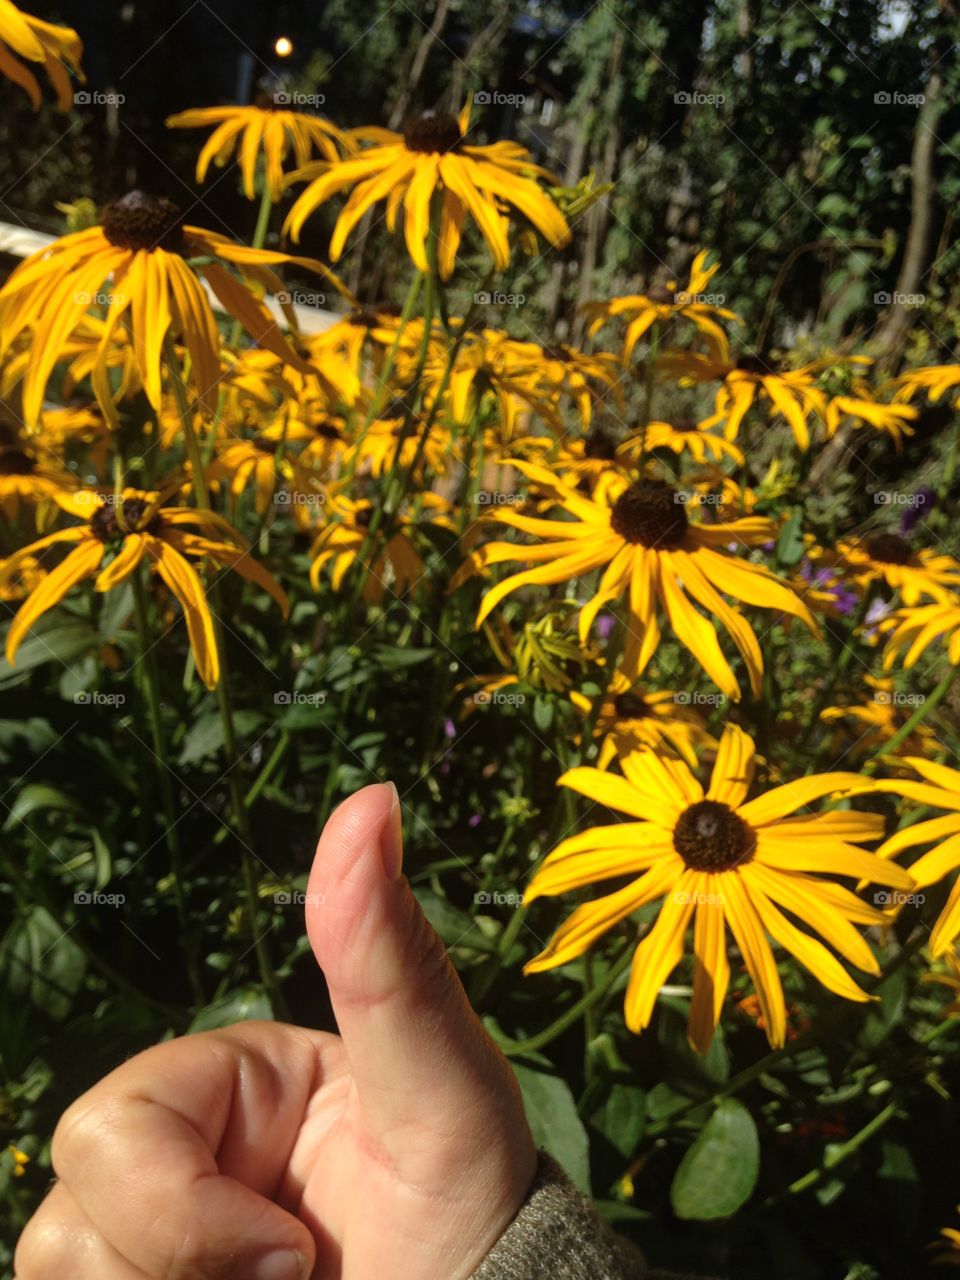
[305,782,527,1144]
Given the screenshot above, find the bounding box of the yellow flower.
[922,949,960,1019]
[830,533,960,605]
[582,251,736,363]
[206,433,295,514]
[472,460,818,701]
[524,724,912,1050]
[0,488,288,688]
[5,1143,28,1176]
[0,442,74,515]
[698,347,827,450]
[492,340,622,427]
[617,419,744,467]
[0,552,44,601]
[308,490,452,602]
[284,106,571,278]
[892,363,960,406]
[874,758,960,957]
[166,101,345,201]
[880,602,960,669]
[824,386,918,448]
[0,0,83,110]
[572,669,716,769]
[820,675,938,759]
[0,191,342,426]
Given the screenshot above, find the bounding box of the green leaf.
[590,1082,647,1160]
[187,986,274,1031]
[178,710,264,765]
[0,907,87,1020]
[512,1062,590,1192]
[413,888,493,953]
[670,1098,760,1220]
[0,620,97,683]
[3,783,85,831]
[533,694,554,732]
[775,507,806,568]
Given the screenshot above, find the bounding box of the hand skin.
[15,783,537,1280]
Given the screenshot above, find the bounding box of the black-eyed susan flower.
[820,675,938,759]
[873,759,960,957]
[880,602,960,669]
[824,385,918,449]
[493,340,622,427]
[308,490,452,602]
[666,337,831,450]
[582,251,736,363]
[472,460,819,701]
[570,669,716,769]
[206,433,295,514]
[0,488,288,687]
[0,191,343,425]
[166,100,345,201]
[830,533,960,606]
[284,107,571,278]
[0,443,74,515]
[0,0,83,110]
[617,418,744,467]
[892,363,960,407]
[523,724,912,1050]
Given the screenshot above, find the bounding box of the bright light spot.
[274,35,293,58]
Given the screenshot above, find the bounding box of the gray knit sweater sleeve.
[469,1151,653,1280]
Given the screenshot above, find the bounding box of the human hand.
[15,783,537,1280]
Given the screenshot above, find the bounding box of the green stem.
[645,931,927,1137]
[760,1101,898,1207]
[162,336,287,1019]
[211,730,291,846]
[862,665,958,772]
[131,565,203,1004]
[499,941,633,1057]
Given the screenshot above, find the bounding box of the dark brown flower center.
[403,112,462,154]
[673,799,755,872]
[91,498,159,541]
[0,449,35,476]
[865,533,912,566]
[252,436,277,455]
[613,691,649,719]
[314,419,342,441]
[355,506,373,529]
[541,344,573,363]
[584,429,617,460]
[736,353,772,376]
[609,479,688,548]
[646,284,675,305]
[101,191,185,253]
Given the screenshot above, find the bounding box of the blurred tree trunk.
[809,63,946,486]
[389,0,452,128]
